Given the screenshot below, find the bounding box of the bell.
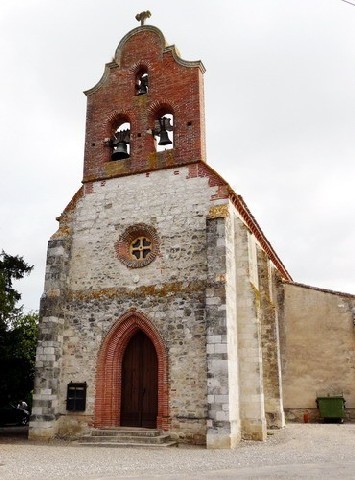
[137,74,148,95]
[111,142,129,160]
[158,129,172,146]
[137,85,147,95]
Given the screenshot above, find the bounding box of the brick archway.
[94,310,169,430]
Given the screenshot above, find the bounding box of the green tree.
[0,251,37,406]
[0,250,33,327]
[0,312,39,406]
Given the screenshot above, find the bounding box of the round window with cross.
[130,236,152,260]
[116,224,159,268]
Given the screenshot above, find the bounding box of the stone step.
[80,433,172,444]
[77,440,178,448]
[76,428,178,448]
[91,428,161,438]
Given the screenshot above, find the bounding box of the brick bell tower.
[83,21,206,184]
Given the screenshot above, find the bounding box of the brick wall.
[83,26,206,183]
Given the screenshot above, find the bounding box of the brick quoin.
[187,163,229,201]
[95,310,169,430]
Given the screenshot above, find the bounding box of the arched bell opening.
[111,121,131,160]
[135,67,149,96]
[151,106,174,152]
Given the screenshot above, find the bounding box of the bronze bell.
[137,85,147,96]
[137,74,148,95]
[158,129,172,146]
[111,141,129,160]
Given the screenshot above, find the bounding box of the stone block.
[214,343,228,354]
[215,394,229,403]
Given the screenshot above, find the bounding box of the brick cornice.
[114,26,206,73]
[188,161,292,281]
[229,190,292,281]
[115,26,168,60]
[166,45,206,73]
[85,26,205,97]
[84,62,119,97]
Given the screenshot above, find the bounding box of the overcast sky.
[1,0,355,312]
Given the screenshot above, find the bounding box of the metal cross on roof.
[135,10,151,26]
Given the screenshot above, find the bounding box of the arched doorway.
[94,311,169,431]
[121,331,158,428]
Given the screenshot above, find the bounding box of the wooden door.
[120,331,158,428]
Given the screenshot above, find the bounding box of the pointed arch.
[94,310,169,430]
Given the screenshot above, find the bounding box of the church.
[29,19,355,448]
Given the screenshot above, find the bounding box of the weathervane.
[135,10,151,26]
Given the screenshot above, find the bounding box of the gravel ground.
[1,424,355,479]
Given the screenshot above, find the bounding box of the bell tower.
[82,23,206,183]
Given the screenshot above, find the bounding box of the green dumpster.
[316,395,346,422]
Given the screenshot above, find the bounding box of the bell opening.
[111,121,131,161]
[155,114,173,152]
[136,72,148,96]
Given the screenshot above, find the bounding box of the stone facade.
[29,24,355,447]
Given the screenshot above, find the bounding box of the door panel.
[121,331,158,428]
[120,333,141,426]
[141,334,158,428]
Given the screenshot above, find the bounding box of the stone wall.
[280,283,355,421]
[65,166,214,441]
[31,165,229,442]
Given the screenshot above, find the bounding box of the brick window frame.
[94,310,169,430]
[115,223,159,268]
